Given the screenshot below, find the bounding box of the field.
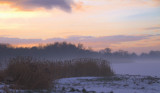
[55,74,160,93]
[0,75,160,93]
[0,57,160,93]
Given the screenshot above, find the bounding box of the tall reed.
[0,57,114,89]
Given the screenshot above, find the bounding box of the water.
[111,60,160,77]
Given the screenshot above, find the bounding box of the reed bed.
[0,57,114,89]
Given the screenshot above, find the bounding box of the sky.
[0,0,160,53]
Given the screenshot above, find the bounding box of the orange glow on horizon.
[0,0,160,53]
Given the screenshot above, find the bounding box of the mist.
[0,42,160,74]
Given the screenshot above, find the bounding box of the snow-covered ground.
[0,75,160,93]
[54,75,160,93]
[0,60,160,93]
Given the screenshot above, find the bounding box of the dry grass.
[4,57,53,89]
[0,57,114,89]
[54,58,114,78]
[0,70,6,82]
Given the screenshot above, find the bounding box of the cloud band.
[0,0,74,12]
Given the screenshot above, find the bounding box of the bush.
[1,57,114,89]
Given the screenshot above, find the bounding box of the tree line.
[0,42,160,61]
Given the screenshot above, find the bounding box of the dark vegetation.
[0,57,114,89]
[0,42,160,74]
[0,42,160,62]
[0,42,101,61]
[100,48,160,59]
[0,42,160,89]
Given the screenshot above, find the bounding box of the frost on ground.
[55,75,160,93]
[0,74,160,93]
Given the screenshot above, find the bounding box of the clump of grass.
[4,57,53,89]
[0,70,6,82]
[1,57,114,90]
[63,58,114,77]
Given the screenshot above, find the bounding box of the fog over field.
[0,43,160,77]
[0,0,160,92]
[0,44,160,93]
[112,59,160,77]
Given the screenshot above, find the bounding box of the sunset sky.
[0,0,160,53]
